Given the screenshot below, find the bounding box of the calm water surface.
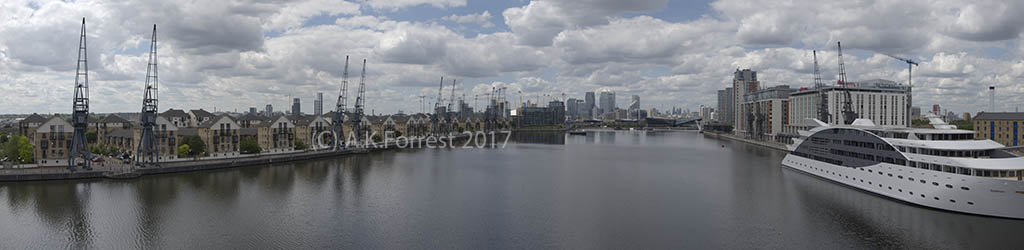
[1,131,1021,249]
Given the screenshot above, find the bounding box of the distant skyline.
[2,0,1024,115]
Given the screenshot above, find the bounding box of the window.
[961,187,970,191]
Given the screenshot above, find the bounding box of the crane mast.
[333,56,349,149]
[138,24,160,166]
[813,50,830,124]
[350,59,367,145]
[837,41,858,124]
[433,76,444,135]
[69,18,92,171]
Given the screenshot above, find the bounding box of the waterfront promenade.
[0,134,480,182]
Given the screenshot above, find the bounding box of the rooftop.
[973,112,1024,121]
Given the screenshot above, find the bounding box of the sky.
[2,0,1024,115]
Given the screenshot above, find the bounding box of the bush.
[240,138,261,154]
[294,140,308,150]
[86,131,97,144]
[177,144,190,158]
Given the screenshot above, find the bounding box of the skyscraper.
[717,87,733,124]
[599,91,615,119]
[566,98,579,120]
[249,107,257,115]
[584,92,596,119]
[265,104,273,117]
[314,92,323,115]
[629,95,640,110]
[292,98,301,115]
[733,69,758,134]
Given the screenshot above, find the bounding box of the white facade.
[789,80,910,128]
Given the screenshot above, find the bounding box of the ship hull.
[783,154,1024,219]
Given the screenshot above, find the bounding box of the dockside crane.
[885,53,919,127]
[69,18,92,171]
[137,25,160,166]
[837,41,858,124]
[448,78,457,115]
[350,59,367,145]
[813,50,830,124]
[333,56,349,149]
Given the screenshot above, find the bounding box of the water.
[0,131,1021,249]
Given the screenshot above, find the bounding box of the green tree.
[177,144,190,158]
[372,134,383,142]
[16,136,33,164]
[85,131,97,144]
[240,138,262,154]
[294,140,308,150]
[179,135,206,157]
[0,132,8,144]
[3,136,19,161]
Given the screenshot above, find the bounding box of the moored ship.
[782,115,1024,219]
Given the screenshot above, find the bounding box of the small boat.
[568,130,587,135]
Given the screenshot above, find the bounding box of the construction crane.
[885,53,919,127]
[137,24,159,167]
[333,56,349,149]
[433,76,444,135]
[813,50,830,124]
[69,18,92,171]
[448,78,457,114]
[350,59,367,145]
[837,41,858,124]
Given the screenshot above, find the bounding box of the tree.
[3,136,19,161]
[15,136,32,164]
[86,131,97,144]
[177,144,190,158]
[240,138,261,154]
[0,132,8,144]
[372,134,383,143]
[294,140,308,150]
[179,135,206,157]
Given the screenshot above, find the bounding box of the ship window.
[909,177,914,181]
[932,182,939,186]
[945,184,953,188]
[898,175,903,179]
[967,202,974,205]
[920,180,926,184]
[961,187,970,191]
[934,197,939,200]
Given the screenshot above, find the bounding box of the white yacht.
[782,115,1024,219]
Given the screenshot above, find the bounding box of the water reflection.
[510,131,565,145]
[3,181,94,249]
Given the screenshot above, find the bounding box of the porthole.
[909,191,914,195]
[869,169,873,173]
[888,173,893,177]
[961,187,970,191]
[921,194,926,198]
[932,182,939,186]
[968,202,974,205]
[920,180,926,184]
[945,184,953,188]
[950,200,956,203]
[898,175,903,179]
[934,197,939,200]
[909,177,915,181]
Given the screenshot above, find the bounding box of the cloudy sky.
[2,0,1024,115]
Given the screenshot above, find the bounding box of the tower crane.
[813,50,830,124]
[350,59,367,145]
[138,24,160,166]
[69,18,92,171]
[885,53,919,127]
[333,56,349,149]
[837,41,858,124]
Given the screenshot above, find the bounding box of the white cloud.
[442,11,494,28]
[363,0,466,11]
